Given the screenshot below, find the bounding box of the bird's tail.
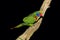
[10,23,27,29]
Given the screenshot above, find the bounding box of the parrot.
[11,10,43,29]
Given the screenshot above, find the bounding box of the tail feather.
[10,23,27,29]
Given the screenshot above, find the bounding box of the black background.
[0,0,60,40]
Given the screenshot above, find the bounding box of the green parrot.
[11,10,43,29]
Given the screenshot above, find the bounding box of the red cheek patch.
[40,13,43,17]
